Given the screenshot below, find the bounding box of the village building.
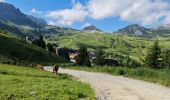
[103,57,118,66]
[69,52,79,64]
[69,51,118,66]
[52,43,60,55]
[25,36,34,43]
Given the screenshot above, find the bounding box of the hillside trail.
[44,67,170,100]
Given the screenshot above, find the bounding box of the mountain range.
[0,2,170,37]
[117,24,170,36]
[0,2,73,37]
[0,2,47,28]
[116,24,152,36]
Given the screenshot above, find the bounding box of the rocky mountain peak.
[117,24,151,36]
[83,25,102,32]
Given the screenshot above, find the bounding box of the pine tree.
[95,48,105,66]
[63,48,70,61]
[47,43,54,53]
[76,47,91,66]
[58,48,70,61]
[32,35,46,49]
[38,35,46,49]
[146,40,161,69]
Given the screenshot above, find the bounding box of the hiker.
[53,65,59,74]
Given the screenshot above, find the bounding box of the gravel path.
[44,67,170,100]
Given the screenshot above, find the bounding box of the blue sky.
[3,0,170,32]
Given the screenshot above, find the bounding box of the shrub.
[116,68,126,75]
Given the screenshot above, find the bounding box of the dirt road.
[44,67,170,100]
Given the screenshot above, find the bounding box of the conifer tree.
[47,43,54,53]
[76,47,91,66]
[95,48,105,66]
[146,40,161,69]
[32,35,46,49]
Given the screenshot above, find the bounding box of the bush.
[116,68,126,75]
[162,49,170,69]
[128,58,142,68]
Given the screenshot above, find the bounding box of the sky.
[1,0,170,32]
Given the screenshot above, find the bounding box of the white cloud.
[45,0,170,26]
[0,0,5,2]
[87,0,126,19]
[45,2,88,26]
[30,8,43,14]
[87,0,170,25]
[47,20,55,25]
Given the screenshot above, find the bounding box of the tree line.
[32,35,70,61]
[74,40,170,69]
[146,40,170,69]
[31,35,170,69]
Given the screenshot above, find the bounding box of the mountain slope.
[0,2,47,28]
[0,30,66,64]
[0,19,26,36]
[43,25,81,35]
[116,24,152,36]
[0,1,80,37]
[154,24,170,34]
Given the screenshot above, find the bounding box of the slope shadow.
[76,43,107,49]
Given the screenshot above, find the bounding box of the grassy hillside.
[0,64,94,99]
[45,32,108,50]
[0,31,66,64]
[45,32,170,63]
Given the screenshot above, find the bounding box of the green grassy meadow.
[45,32,170,64]
[0,64,94,100]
